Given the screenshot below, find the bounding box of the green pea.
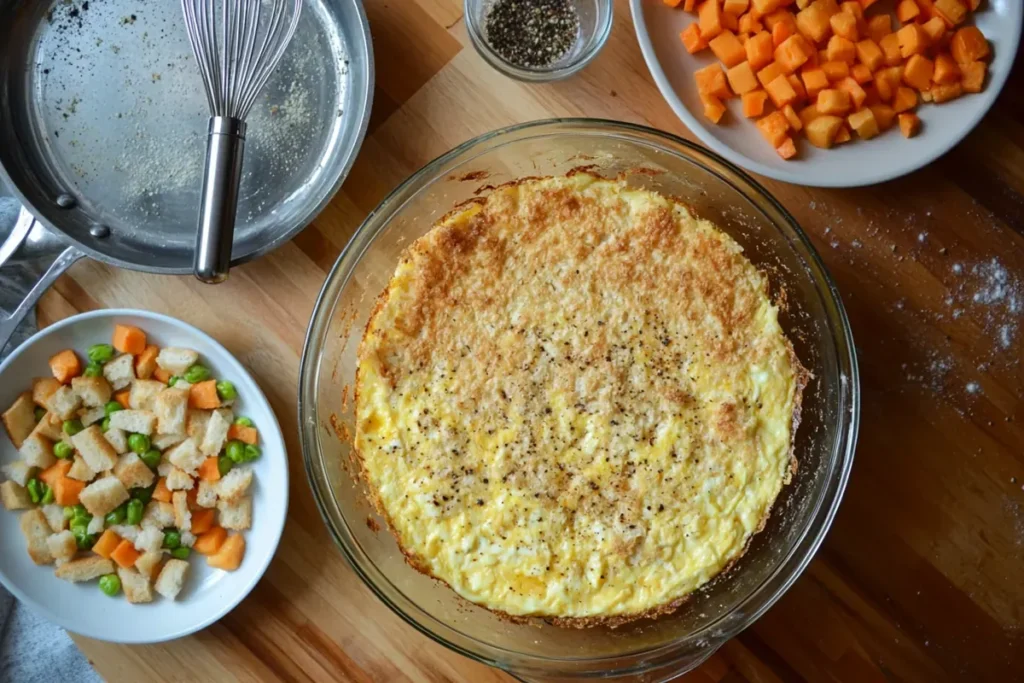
[242,444,262,462]
[75,532,96,550]
[104,401,124,416]
[34,407,46,421]
[53,441,74,459]
[225,440,245,464]
[128,433,150,455]
[87,344,115,364]
[233,416,253,427]
[105,503,127,525]
[63,506,76,520]
[167,375,180,387]
[131,485,155,504]
[141,449,161,470]
[163,530,181,549]
[69,519,90,536]
[217,455,234,477]
[183,364,210,384]
[40,484,54,505]
[170,547,191,560]
[98,574,121,596]
[83,362,103,378]
[126,498,143,525]
[215,380,237,401]
[100,417,111,432]
[71,504,88,518]
[26,479,42,504]
[62,419,84,436]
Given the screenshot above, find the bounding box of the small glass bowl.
[465,0,613,82]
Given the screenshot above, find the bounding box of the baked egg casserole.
[354,173,805,626]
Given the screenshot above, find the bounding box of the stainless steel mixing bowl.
[299,119,859,682]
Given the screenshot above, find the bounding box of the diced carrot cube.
[722,9,739,30]
[892,86,918,112]
[787,73,807,101]
[701,94,728,123]
[710,30,748,66]
[189,379,222,410]
[48,350,81,385]
[781,103,804,130]
[817,88,852,115]
[851,64,873,84]
[799,103,823,126]
[153,477,172,503]
[746,31,775,69]
[960,60,986,93]
[727,61,761,94]
[191,507,216,535]
[742,90,769,116]
[839,1,863,21]
[739,13,763,33]
[878,34,901,67]
[114,389,130,409]
[837,76,867,108]
[933,53,960,84]
[681,24,709,53]
[699,0,725,39]
[897,24,930,59]
[207,533,245,571]
[776,137,798,159]
[757,110,791,146]
[802,67,830,97]
[696,62,732,98]
[198,456,222,483]
[111,539,141,569]
[724,0,750,13]
[93,530,122,559]
[684,0,698,9]
[827,35,856,64]
[775,34,814,72]
[134,345,159,380]
[921,17,947,44]
[934,0,967,25]
[896,0,920,22]
[829,11,857,41]
[931,82,963,103]
[40,460,72,489]
[854,40,883,72]
[757,61,787,87]
[869,104,896,130]
[112,324,147,355]
[898,112,921,138]
[762,9,795,30]
[752,0,786,13]
[847,107,879,139]
[772,20,794,47]
[950,26,990,64]
[859,0,881,7]
[53,478,85,506]
[834,124,852,143]
[903,54,934,91]
[194,526,228,556]
[766,74,799,107]
[664,0,684,6]
[795,0,836,43]
[821,61,850,81]
[875,66,904,100]
[865,15,891,43]
[804,115,845,148]
[153,367,172,384]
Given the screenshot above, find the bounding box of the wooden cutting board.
[35,0,1023,680]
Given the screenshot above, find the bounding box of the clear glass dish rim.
[463,0,614,82]
[298,118,860,676]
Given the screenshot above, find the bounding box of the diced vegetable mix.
[669,0,992,157]
[0,323,263,604]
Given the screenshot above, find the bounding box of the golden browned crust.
[352,173,806,628]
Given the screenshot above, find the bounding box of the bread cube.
[1,481,33,510]
[56,556,115,582]
[32,377,62,407]
[196,480,218,508]
[141,500,175,529]
[129,379,166,411]
[108,409,157,435]
[30,412,65,442]
[47,530,77,562]
[114,452,156,490]
[44,385,82,421]
[3,393,37,448]
[153,388,189,435]
[152,432,186,450]
[71,376,112,408]
[102,354,136,390]
[134,525,163,554]
[79,476,130,517]
[217,495,252,531]
[21,509,55,564]
[103,427,130,455]
[2,460,33,487]
[172,491,192,531]
[135,550,163,581]
[20,433,56,469]
[108,523,141,543]
[156,347,199,376]
[72,425,118,472]
[117,567,154,604]
[154,559,190,600]
[215,467,253,504]
[167,437,204,475]
[165,467,195,491]
[42,503,67,532]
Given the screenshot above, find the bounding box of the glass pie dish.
[298,119,859,681]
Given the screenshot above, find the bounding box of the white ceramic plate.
[630,0,1022,187]
[0,310,288,643]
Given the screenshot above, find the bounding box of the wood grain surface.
[29,0,1024,680]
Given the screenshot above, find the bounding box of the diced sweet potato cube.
[766,74,799,106]
[799,103,823,126]
[839,1,863,21]
[805,115,844,148]
[710,30,748,66]
[869,104,896,130]
[681,24,709,54]
[699,0,725,39]
[865,15,891,43]
[781,103,803,131]
[49,350,82,385]
[684,0,697,9]
[875,65,904,101]
[836,76,867,108]
[802,67,830,98]
[903,54,934,91]
[896,0,920,22]
[921,17,947,44]
[892,86,918,113]
[897,24,930,59]
[795,0,836,43]
[817,88,852,115]
[701,94,728,123]
[834,124,852,143]
[851,64,873,84]
[854,40,883,72]
[934,0,967,25]
[821,61,850,81]
[746,31,775,69]
[771,20,794,48]
[933,53,960,85]
[898,112,920,138]
[878,34,902,67]
[696,63,733,99]
[727,61,760,93]
[950,27,990,64]
[787,73,807,101]
[739,13,764,33]
[762,9,795,30]
[960,60,986,93]
[829,11,857,41]
[757,61,787,87]
[775,34,814,73]
[847,108,879,139]
[723,0,749,13]
[776,137,798,159]
[742,89,769,117]
[827,36,856,64]
[664,0,683,6]
[931,82,963,103]
[752,0,786,13]
[757,110,791,146]
[722,7,739,29]
[859,0,881,7]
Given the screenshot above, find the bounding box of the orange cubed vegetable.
[795,0,836,43]
[878,33,902,67]
[207,533,246,571]
[960,60,986,93]
[696,63,732,98]
[775,34,814,72]
[804,115,844,148]
[699,0,725,39]
[112,324,147,355]
[817,88,852,115]
[896,0,920,22]
[898,112,921,138]
[903,54,934,91]
[897,23,930,59]
[724,0,750,13]
[194,526,228,556]
[837,76,867,108]
[847,107,880,139]
[834,124,852,143]
[875,65,904,100]
[776,136,798,159]
[799,103,824,125]
[684,0,698,9]
[727,61,761,94]
[756,110,791,146]
[829,10,857,41]
[802,67,830,97]
[950,26,990,64]
[757,60,787,87]
[189,379,222,410]
[153,367,172,384]
[788,73,808,101]
[772,20,794,47]
[934,0,967,25]
[920,17,946,43]
[53,478,85,506]
[739,13,763,33]
[702,93,727,123]
[851,63,873,84]
[111,539,141,569]
[742,90,770,116]
[854,39,883,72]
[191,508,216,535]
[710,30,748,66]
[821,60,850,81]
[153,477,172,503]
[39,460,72,489]
[865,15,891,43]
[839,1,863,20]
[664,0,684,6]
[892,86,918,112]
[722,9,739,30]
[134,345,159,380]
[681,24,709,54]
[746,31,775,69]
[48,350,81,384]
[781,103,804,130]
[766,74,799,107]
[198,456,222,483]
[933,53,960,84]
[227,423,259,445]
[931,82,963,103]
[762,9,795,30]
[752,0,786,13]
[826,35,856,64]
[859,0,880,7]
[93,530,122,559]
[869,104,896,130]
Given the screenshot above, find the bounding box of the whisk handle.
[194,116,247,284]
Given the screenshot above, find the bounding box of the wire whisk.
[181,0,302,283]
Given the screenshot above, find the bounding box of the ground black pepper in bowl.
[484,0,580,69]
